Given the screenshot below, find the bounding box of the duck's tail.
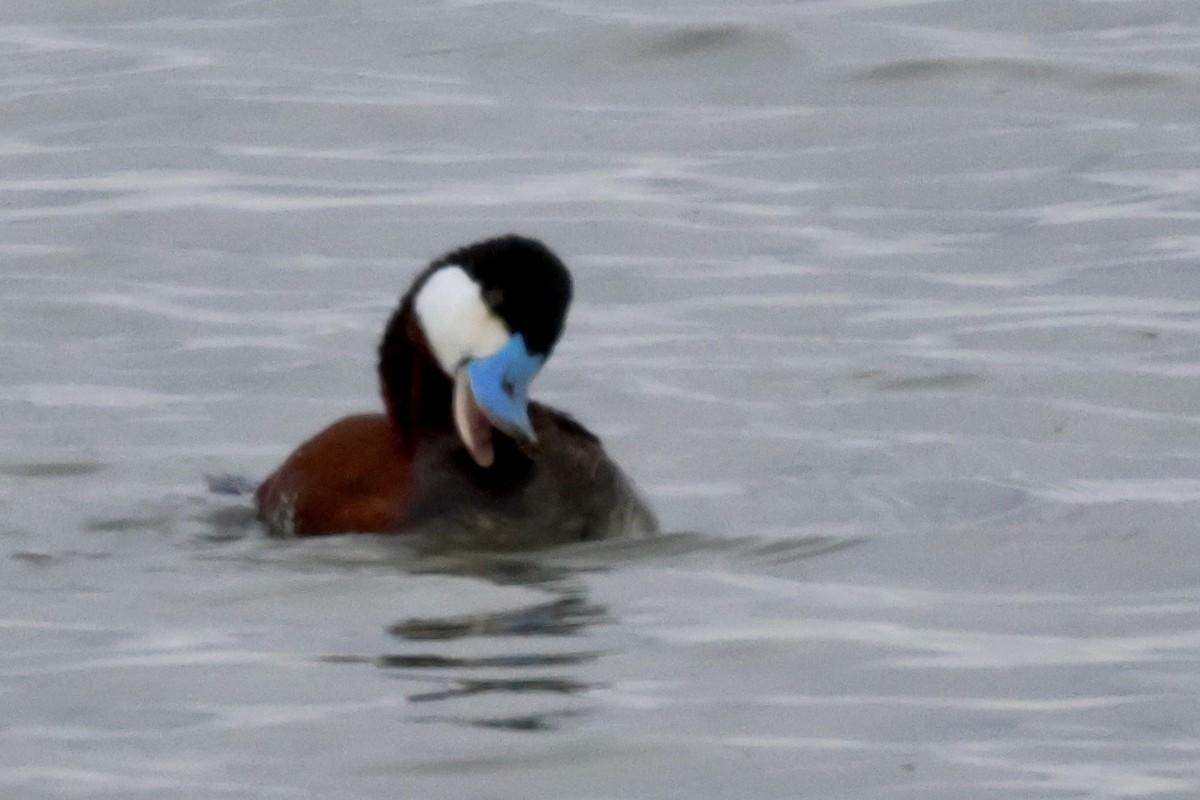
[204,473,258,496]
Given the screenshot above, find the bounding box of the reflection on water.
[388,595,609,640]
[281,576,615,732]
[386,557,610,731]
[407,677,595,705]
[378,652,598,669]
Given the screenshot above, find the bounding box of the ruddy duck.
[255,235,657,544]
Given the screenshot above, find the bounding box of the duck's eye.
[501,379,516,398]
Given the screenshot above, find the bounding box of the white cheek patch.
[414,265,510,375]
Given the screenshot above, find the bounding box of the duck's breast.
[401,404,656,547]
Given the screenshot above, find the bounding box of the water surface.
[2,1,1199,797]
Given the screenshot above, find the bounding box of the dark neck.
[377,297,453,449]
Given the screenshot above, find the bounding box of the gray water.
[2,1,1200,797]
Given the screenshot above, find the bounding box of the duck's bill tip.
[463,334,542,446]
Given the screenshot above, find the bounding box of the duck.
[255,235,657,545]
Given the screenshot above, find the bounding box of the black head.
[426,235,572,358]
[379,235,574,468]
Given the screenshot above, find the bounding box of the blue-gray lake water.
[2,1,1200,797]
